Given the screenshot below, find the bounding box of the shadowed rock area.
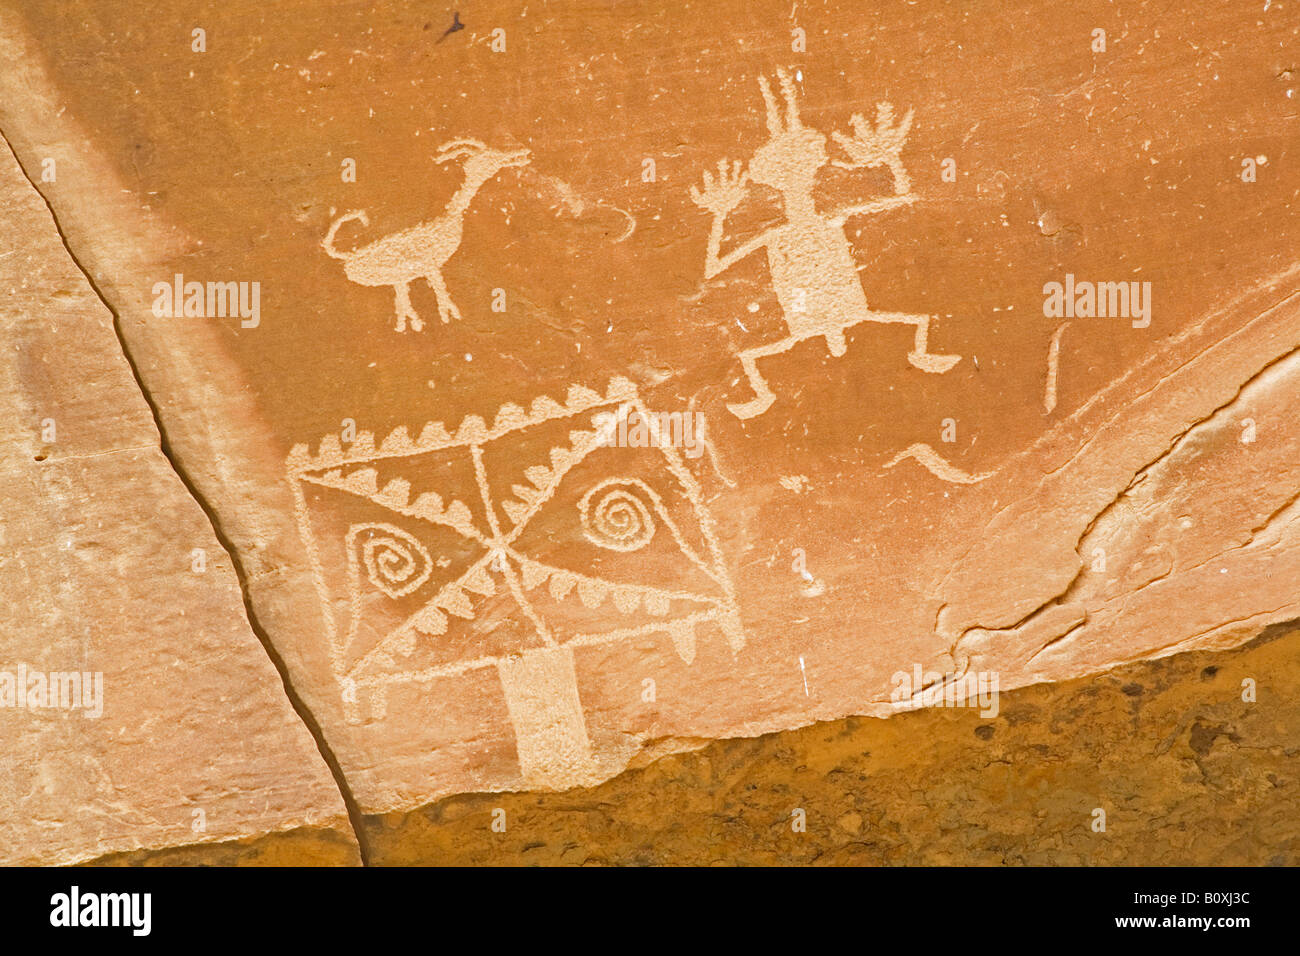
[95,619,1299,865]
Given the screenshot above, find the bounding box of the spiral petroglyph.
[350,523,434,598]
[579,479,658,552]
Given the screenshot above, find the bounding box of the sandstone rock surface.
[0,137,359,864]
[0,0,1294,863]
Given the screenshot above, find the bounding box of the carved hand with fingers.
[832,102,915,194]
[691,159,768,280]
[690,159,750,218]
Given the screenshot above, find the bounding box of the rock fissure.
[948,341,1300,667]
[1,127,373,865]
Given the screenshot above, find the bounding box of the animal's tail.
[322,210,369,259]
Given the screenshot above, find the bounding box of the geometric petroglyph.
[322,138,532,332]
[288,377,744,788]
[691,69,961,419]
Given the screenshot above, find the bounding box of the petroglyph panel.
[0,0,1296,865]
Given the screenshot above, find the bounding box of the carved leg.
[856,310,961,373]
[889,158,911,196]
[393,282,419,333]
[825,327,847,357]
[727,337,797,420]
[905,313,961,373]
[428,273,461,324]
[496,647,598,789]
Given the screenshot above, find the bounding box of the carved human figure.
[691,69,960,418]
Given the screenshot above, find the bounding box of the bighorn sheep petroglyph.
[323,139,531,332]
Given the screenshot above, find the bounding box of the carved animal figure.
[323,139,531,331]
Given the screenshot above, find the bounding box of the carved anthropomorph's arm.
[827,102,918,225]
[689,159,774,279]
[826,192,917,227]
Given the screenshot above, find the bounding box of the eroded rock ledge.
[96,620,1300,866]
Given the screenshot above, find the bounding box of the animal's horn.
[433,138,487,163]
[758,74,783,135]
[777,68,801,129]
[435,137,486,154]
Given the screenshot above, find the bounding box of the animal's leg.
[393,282,420,333]
[428,273,461,324]
[726,337,796,420]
